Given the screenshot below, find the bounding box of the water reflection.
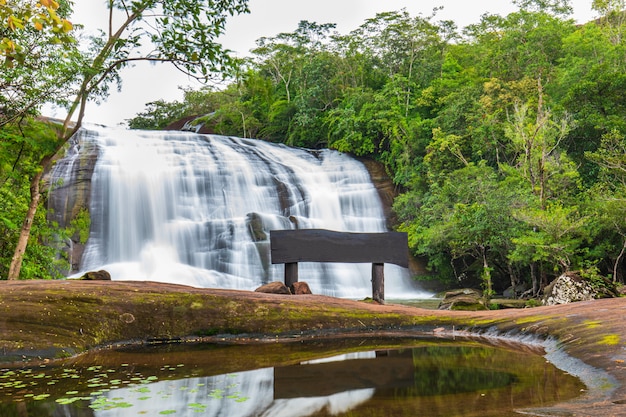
[0,338,585,417]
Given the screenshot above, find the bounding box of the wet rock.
[491,298,529,309]
[290,281,312,295]
[246,212,293,242]
[438,288,487,311]
[246,212,268,242]
[45,133,100,274]
[255,281,291,295]
[79,270,111,280]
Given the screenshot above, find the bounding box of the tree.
[0,0,73,66]
[0,0,76,127]
[354,9,450,117]
[127,99,188,130]
[585,130,626,282]
[396,162,522,294]
[556,6,626,180]
[504,101,575,209]
[7,0,250,280]
[510,202,589,282]
[592,0,626,43]
[0,119,77,279]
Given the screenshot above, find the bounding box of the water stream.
[49,125,425,298]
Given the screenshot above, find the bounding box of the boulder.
[290,281,312,295]
[503,283,528,299]
[543,272,618,305]
[255,282,291,295]
[79,270,111,281]
[438,288,488,311]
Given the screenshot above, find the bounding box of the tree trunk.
[507,263,518,298]
[481,246,492,297]
[7,170,43,280]
[614,236,626,283]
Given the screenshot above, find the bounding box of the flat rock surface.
[0,280,625,415]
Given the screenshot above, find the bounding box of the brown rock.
[290,281,312,295]
[80,270,111,280]
[255,281,291,294]
[438,288,487,311]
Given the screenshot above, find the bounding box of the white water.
[55,125,425,298]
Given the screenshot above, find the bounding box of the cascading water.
[50,124,424,298]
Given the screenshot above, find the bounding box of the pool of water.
[0,337,584,416]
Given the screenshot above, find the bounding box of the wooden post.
[372,263,384,304]
[284,262,298,288]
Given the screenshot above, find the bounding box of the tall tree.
[7,0,250,280]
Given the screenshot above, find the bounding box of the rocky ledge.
[0,280,624,416]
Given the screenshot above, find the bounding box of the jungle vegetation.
[1,0,625,297]
[129,1,626,295]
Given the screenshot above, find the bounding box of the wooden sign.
[270,229,408,267]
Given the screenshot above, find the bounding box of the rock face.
[542,272,618,305]
[255,282,291,294]
[355,158,397,229]
[438,288,488,311]
[356,157,428,280]
[45,132,100,274]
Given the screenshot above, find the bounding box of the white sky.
[48,0,597,127]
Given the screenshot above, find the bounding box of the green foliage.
[510,202,589,272]
[105,4,626,290]
[0,0,78,127]
[127,99,188,130]
[0,119,70,279]
[69,208,91,245]
[0,0,74,67]
[579,265,617,296]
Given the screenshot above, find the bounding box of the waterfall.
[50,125,424,298]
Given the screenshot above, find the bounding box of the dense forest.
[130,2,626,293]
[1,0,625,297]
[128,1,626,295]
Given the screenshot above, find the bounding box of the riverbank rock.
[438,288,488,311]
[543,272,619,305]
[290,281,312,295]
[255,282,291,294]
[503,283,528,299]
[543,272,592,305]
[79,270,111,280]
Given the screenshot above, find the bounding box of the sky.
[47,0,598,127]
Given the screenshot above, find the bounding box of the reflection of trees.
[0,342,585,417]
[0,402,79,417]
[333,345,585,417]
